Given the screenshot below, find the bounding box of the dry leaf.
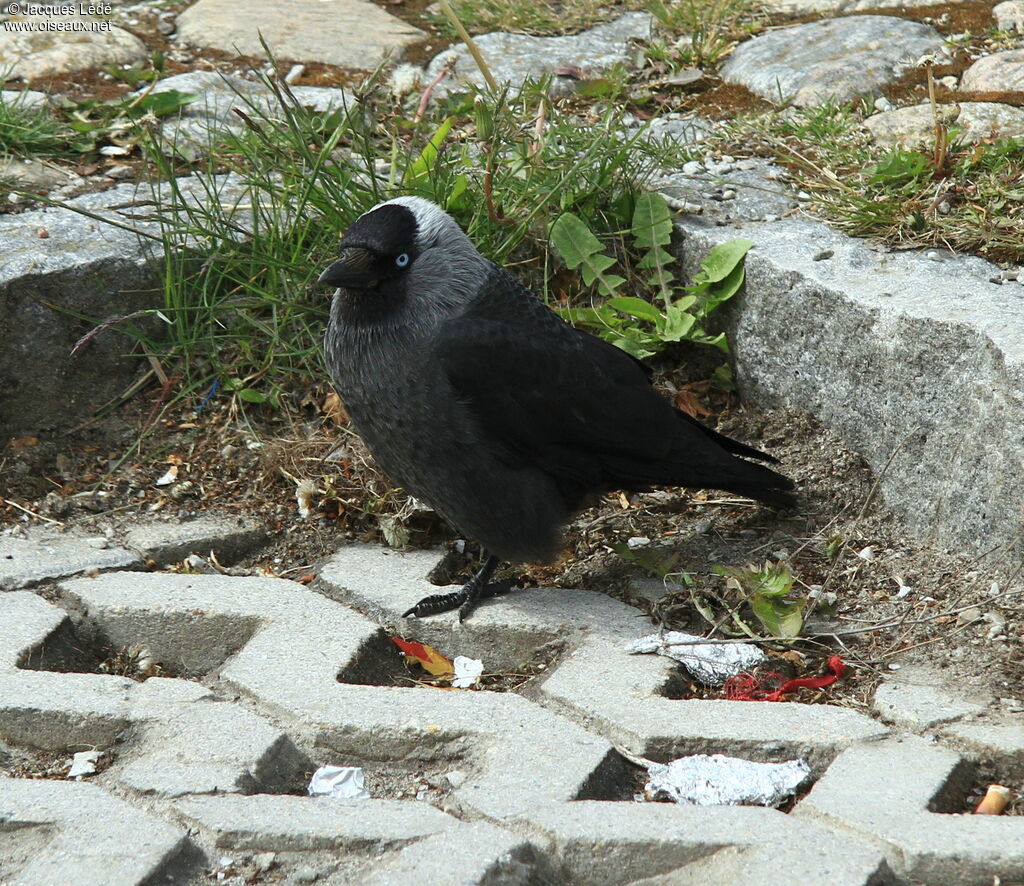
[674,389,713,419]
[323,392,347,426]
[391,638,455,677]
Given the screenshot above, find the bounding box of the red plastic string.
[725,655,846,701]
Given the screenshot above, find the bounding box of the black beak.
[318,246,379,288]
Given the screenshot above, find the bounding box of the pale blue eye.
[395,253,410,268]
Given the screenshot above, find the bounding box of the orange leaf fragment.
[674,389,713,420]
[391,638,454,677]
[323,392,347,427]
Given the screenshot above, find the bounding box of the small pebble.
[253,852,276,874]
[293,866,319,884]
[444,769,467,789]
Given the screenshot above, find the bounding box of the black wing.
[433,271,793,507]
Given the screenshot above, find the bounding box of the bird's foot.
[402,578,516,621]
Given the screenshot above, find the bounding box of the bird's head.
[319,196,481,298]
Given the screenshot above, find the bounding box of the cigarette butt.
[974,784,1011,815]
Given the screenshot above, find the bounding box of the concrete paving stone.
[665,164,1024,563]
[941,719,1024,772]
[865,101,1024,150]
[719,16,945,107]
[0,528,141,591]
[118,678,311,797]
[426,12,653,100]
[123,514,269,566]
[539,635,888,770]
[174,793,456,851]
[529,803,892,885]
[54,565,610,818]
[1,586,310,796]
[0,778,189,886]
[360,821,546,886]
[871,666,993,730]
[317,544,654,669]
[795,734,1024,884]
[58,571,307,676]
[175,0,425,70]
[0,670,133,750]
[0,592,67,668]
[0,12,147,80]
[962,48,1024,92]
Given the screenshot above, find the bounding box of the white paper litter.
[626,631,765,685]
[307,765,370,799]
[67,750,103,778]
[644,753,810,807]
[452,655,484,688]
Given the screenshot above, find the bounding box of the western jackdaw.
[320,196,794,620]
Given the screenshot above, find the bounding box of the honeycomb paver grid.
[1,538,1022,885]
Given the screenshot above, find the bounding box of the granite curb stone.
[661,161,1024,563]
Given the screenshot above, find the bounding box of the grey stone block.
[59,571,277,676]
[0,671,133,750]
[360,821,545,886]
[668,173,1024,561]
[123,515,268,566]
[0,529,141,591]
[529,802,892,886]
[942,719,1024,773]
[0,779,188,886]
[0,175,244,437]
[175,0,425,70]
[539,628,886,769]
[148,72,353,161]
[175,793,455,851]
[0,591,67,667]
[719,15,944,106]
[118,678,311,797]
[795,735,1024,884]
[871,666,992,730]
[426,12,653,99]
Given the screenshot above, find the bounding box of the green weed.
[552,190,751,358]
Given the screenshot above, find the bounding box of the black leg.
[402,553,510,621]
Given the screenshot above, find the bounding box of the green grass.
[0,91,74,159]
[119,63,688,409]
[439,0,629,36]
[645,0,762,69]
[716,100,1024,263]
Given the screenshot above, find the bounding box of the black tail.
[678,411,780,464]
[707,457,796,509]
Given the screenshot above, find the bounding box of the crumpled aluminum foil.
[307,765,370,800]
[625,631,765,685]
[645,753,810,807]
